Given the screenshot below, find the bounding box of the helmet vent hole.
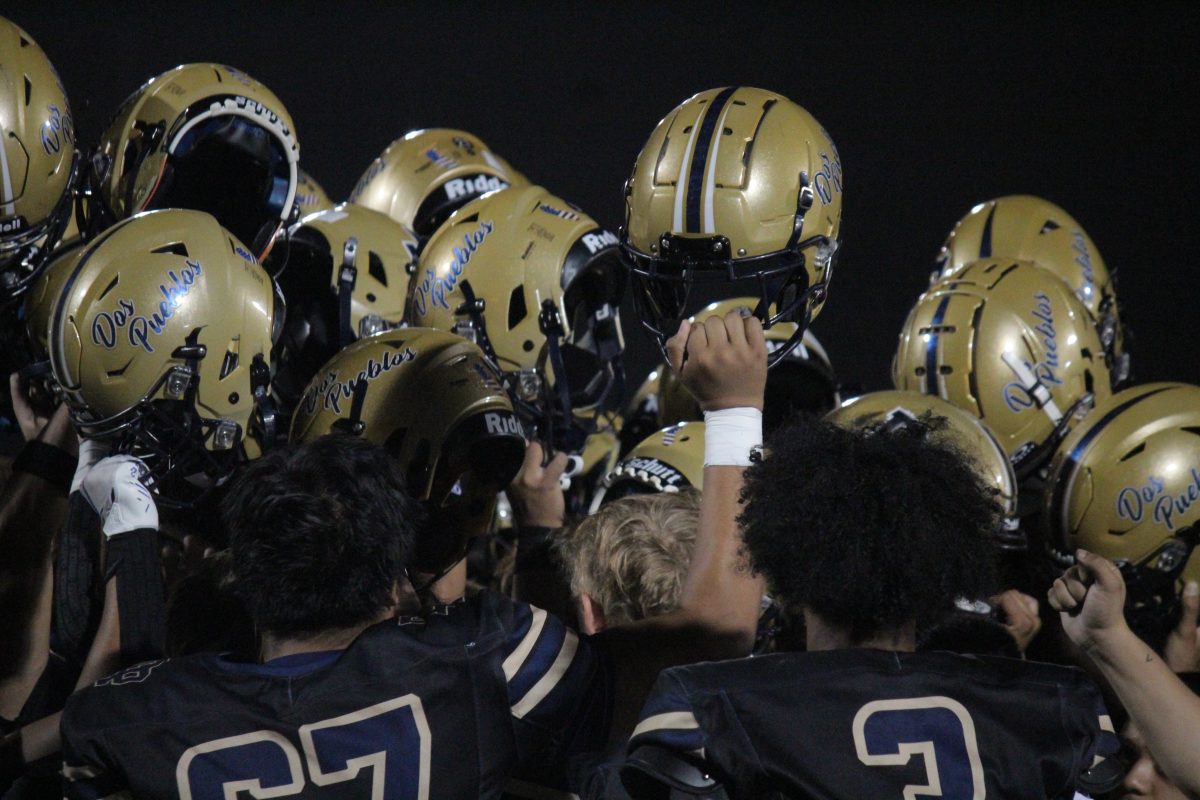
[723,127,733,136]
[914,367,926,377]
[219,350,239,380]
[24,77,32,106]
[508,285,527,329]
[97,275,120,301]
[368,251,387,286]
[1119,443,1146,462]
[523,340,534,352]
[105,360,132,378]
[1039,220,1061,234]
[366,292,377,303]
[1084,369,1094,394]
[1081,347,1094,361]
[1181,427,1200,439]
[18,35,31,47]
[151,242,190,257]
[682,125,694,134]
[939,366,953,375]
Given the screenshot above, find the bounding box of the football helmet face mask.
[935,195,1128,387]
[349,128,527,246]
[0,16,79,304]
[591,421,705,511]
[407,184,625,453]
[266,203,418,420]
[85,63,299,261]
[1043,383,1200,644]
[826,390,1022,550]
[49,209,277,506]
[894,259,1111,478]
[620,86,843,366]
[289,328,526,575]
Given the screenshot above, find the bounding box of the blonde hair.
[555,490,700,626]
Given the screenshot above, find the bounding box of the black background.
[11,1,1200,394]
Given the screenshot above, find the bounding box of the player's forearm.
[676,464,762,655]
[1085,624,1200,792]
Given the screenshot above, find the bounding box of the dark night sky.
[11,1,1200,392]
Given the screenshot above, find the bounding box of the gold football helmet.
[267,202,418,418]
[621,86,842,365]
[592,421,705,511]
[1043,383,1200,640]
[293,168,334,218]
[290,327,526,574]
[1,16,78,303]
[84,63,299,261]
[935,195,1127,386]
[827,390,1021,549]
[23,239,84,361]
[407,184,625,452]
[893,259,1110,477]
[48,209,277,505]
[348,128,527,245]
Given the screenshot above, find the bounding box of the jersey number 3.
[176,695,431,800]
[853,696,985,800]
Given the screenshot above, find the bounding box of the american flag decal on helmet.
[539,203,581,221]
[425,148,458,169]
[661,426,680,446]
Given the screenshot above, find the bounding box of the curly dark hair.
[738,415,999,642]
[221,436,425,638]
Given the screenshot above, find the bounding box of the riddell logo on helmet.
[484,413,522,437]
[443,174,509,201]
[0,216,29,235]
[582,230,618,255]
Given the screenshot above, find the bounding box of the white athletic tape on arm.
[703,407,763,467]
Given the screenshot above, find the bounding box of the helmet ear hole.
[508,285,527,329]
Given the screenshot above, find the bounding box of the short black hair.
[738,415,998,642]
[221,436,423,638]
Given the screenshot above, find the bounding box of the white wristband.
[703,407,763,467]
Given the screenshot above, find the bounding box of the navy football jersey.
[62,591,610,799]
[622,649,1117,799]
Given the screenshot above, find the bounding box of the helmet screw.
[712,241,722,253]
[737,248,747,257]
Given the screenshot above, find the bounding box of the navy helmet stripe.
[685,86,738,233]
[924,295,952,395]
[979,204,997,258]
[1049,386,1175,528]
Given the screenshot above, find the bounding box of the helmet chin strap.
[336,237,358,348]
[250,353,277,446]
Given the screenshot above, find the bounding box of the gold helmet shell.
[1043,383,1200,635]
[408,184,625,451]
[293,168,334,218]
[935,195,1127,386]
[23,239,84,360]
[49,209,276,503]
[827,390,1021,548]
[621,87,842,364]
[268,203,418,416]
[893,258,1110,476]
[348,128,527,243]
[290,327,526,573]
[1,16,78,301]
[592,421,705,510]
[87,63,299,261]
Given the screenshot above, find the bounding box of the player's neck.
[259,608,396,662]
[803,611,916,653]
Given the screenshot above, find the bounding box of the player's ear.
[578,593,607,635]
